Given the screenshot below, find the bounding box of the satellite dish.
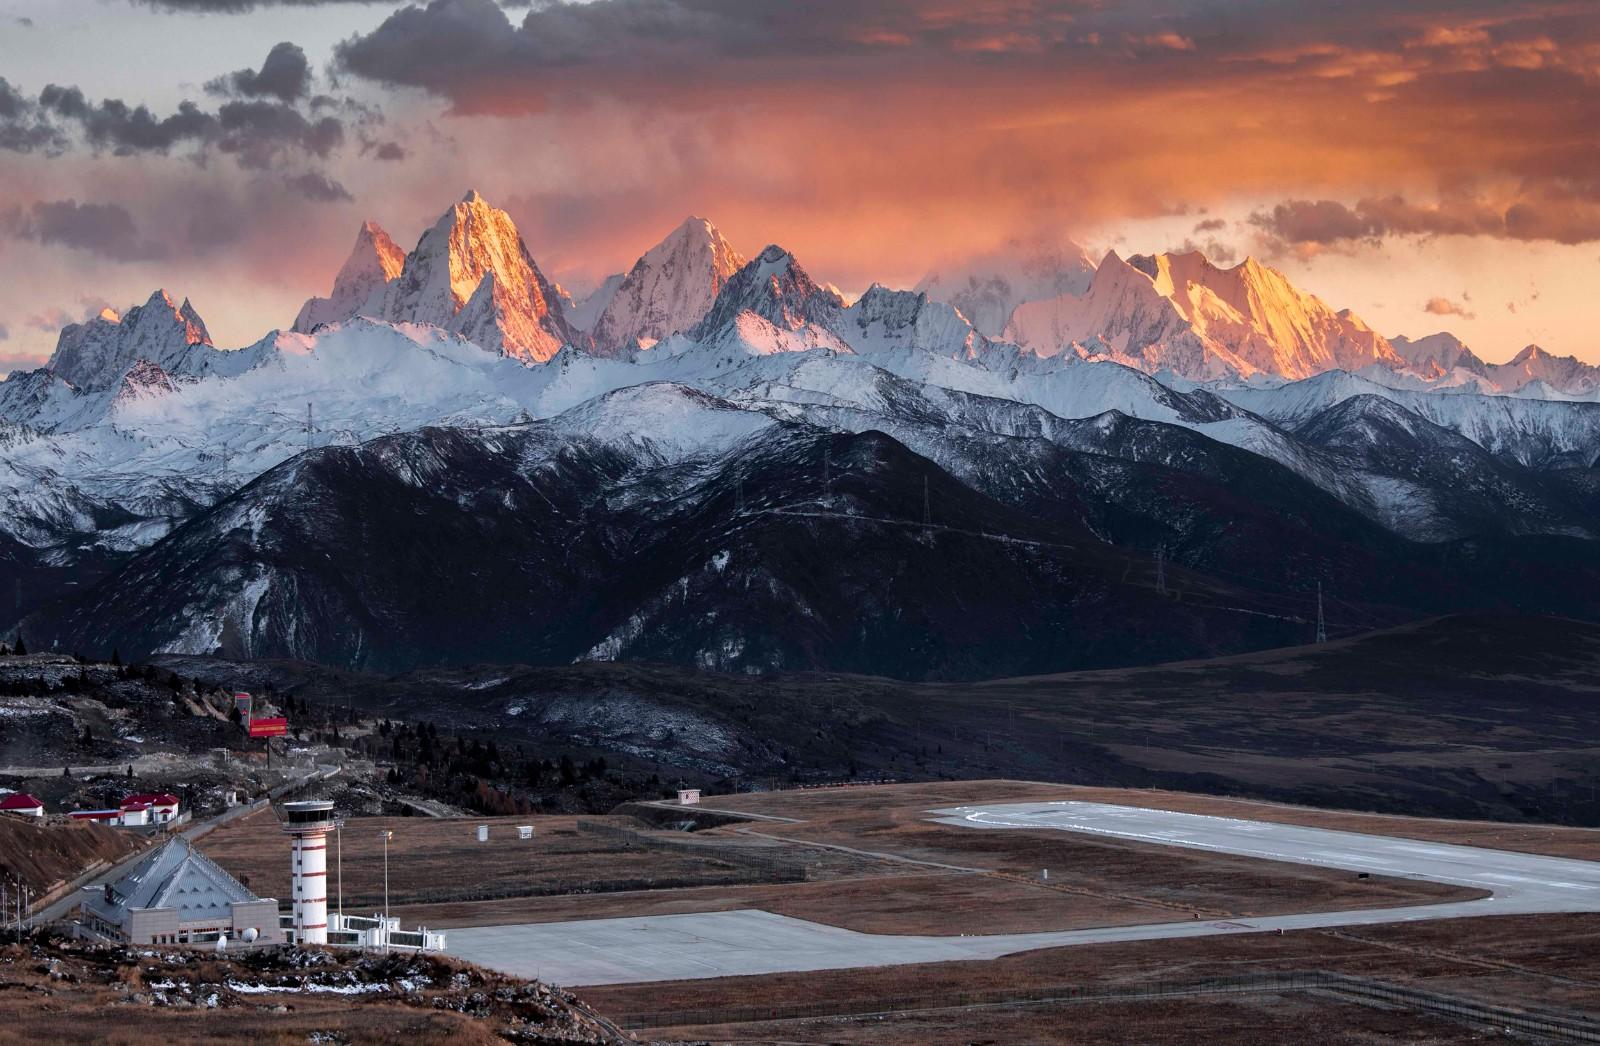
[241,927,259,943]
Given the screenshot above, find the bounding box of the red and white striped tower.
[280,800,335,945]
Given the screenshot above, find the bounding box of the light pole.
[381,828,393,953]
[335,819,344,929]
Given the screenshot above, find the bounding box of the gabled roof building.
[78,837,283,946]
[0,792,44,817]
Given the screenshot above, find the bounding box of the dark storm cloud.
[2,199,169,262]
[215,100,344,167]
[0,76,67,153]
[15,76,350,177]
[39,85,218,153]
[1252,187,1600,251]
[131,0,389,10]
[207,42,312,104]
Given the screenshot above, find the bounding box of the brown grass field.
[585,912,1600,1040]
[200,783,1486,937]
[190,780,1600,1042]
[650,992,1487,1045]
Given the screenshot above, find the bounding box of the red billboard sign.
[248,716,288,738]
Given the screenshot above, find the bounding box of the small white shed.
[676,788,701,806]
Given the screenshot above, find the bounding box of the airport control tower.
[280,799,336,945]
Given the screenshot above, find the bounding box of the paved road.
[26,764,340,928]
[447,800,1600,987]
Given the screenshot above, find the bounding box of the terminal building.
[77,837,283,946]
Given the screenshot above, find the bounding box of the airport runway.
[447,800,1600,986]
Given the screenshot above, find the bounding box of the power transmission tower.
[305,403,315,454]
[1154,544,1167,596]
[1315,581,1327,643]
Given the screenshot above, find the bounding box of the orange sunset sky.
[0,0,1597,368]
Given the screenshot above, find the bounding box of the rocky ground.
[0,932,627,1044]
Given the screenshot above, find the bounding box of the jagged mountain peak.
[689,244,845,343]
[47,290,213,391]
[292,220,406,333]
[372,191,574,364]
[1006,247,1402,381]
[590,214,746,354]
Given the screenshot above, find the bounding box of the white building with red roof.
[0,792,44,817]
[123,793,179,824]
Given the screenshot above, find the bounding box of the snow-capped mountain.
[292,221,405,333]
[369,191,576,363]
[1006,250,1403,381]
[1218,370,1600,469]
[689,244,848,346]
[1487,345,1600,397]
[0,291,270,434]
[1390,332,1488,379]
[564,273,624,332]
[590,216,746,353]
[1386,334,1600,398]
[49,291,212,391]
[7,190,1600,674]
[917,239,1095,337]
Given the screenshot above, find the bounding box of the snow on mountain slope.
[1489,345,1600,397]
[375,191,576,364]
[0,293,273,434]
[292,221,405,333]
[1221,371,1600,469]
[1006,250,1403,381]
[690,245,847,342]
[1292,394,1597,540]
[1382,332,1600,399]
[564,273,624,332]
[916,239,1096,336]
[1391,332,1488,378]
[590,217,746,353]
[48,291,212,390]
[5,190,1599,585]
